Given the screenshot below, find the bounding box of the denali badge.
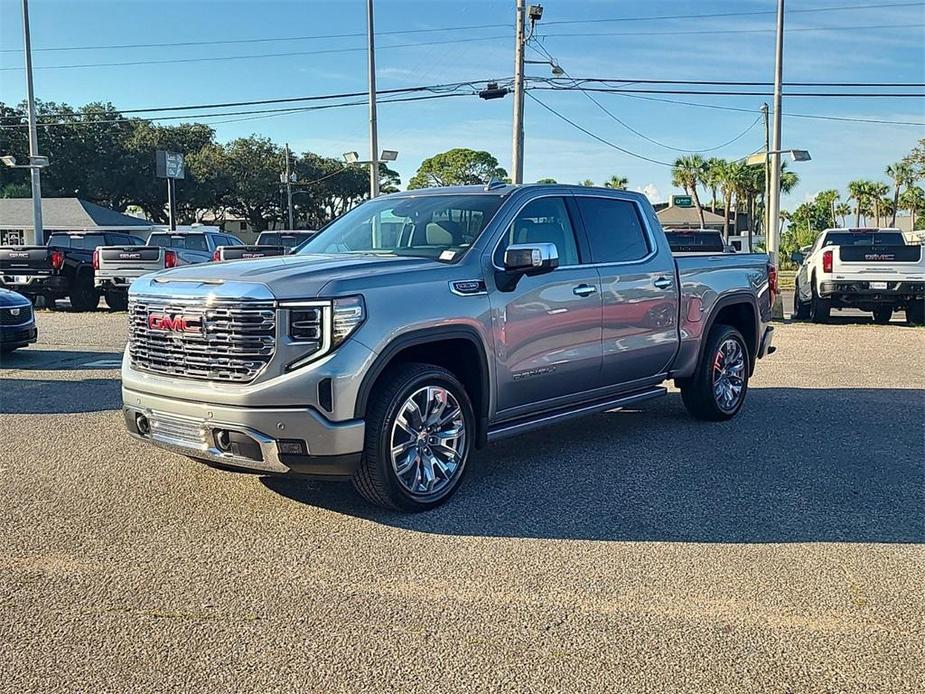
[147,313,201,333]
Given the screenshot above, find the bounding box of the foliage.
[578,179,595,187]
[604,175,628,189]
[535,177,557,184]
[671,155,707,227]
[407,148,506,189]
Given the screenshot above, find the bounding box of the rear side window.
[149,234,208,251]
[575,197,650,263]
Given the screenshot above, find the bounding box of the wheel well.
[712,302,758,365]
[359,336,489,443]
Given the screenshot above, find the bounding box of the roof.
[388,183,651,206]
[0,198,153,229]
[656,204,727,226]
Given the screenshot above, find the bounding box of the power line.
[542,77,925,88]
[525,92,674,166]
[532,86,925,97]
[539,21,925,38]
[0,35,510,72]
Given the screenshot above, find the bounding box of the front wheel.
[104,290,128,311]
[352,363,475,511]
[872,307,892,325]
[680,324,750,422]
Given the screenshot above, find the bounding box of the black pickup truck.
[0,231,145,310]
[213,230,317,262]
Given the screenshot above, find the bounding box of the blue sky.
[1,0,923,209]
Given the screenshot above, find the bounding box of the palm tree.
[716,160,737,242]
[704,157,725,213]
[672,155,707,227]
[816,189,839,228]
[579,179,595,187]
[899,185,925,229]
[604,175,628,189]
[834,202,851,227]
[869,182,890,226]
[847,179,869,227]
[886,161,913,226]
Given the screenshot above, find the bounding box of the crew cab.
[121,184,775,511]
[0,231,144,310]
[791,228,925,325]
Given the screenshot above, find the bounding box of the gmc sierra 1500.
[122,184,776,511]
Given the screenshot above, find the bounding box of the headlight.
[281,296,365,371]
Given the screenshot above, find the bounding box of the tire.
[104,290,128,311]
[1,344,21,354]
[792,281,810,320]
[69,273,99,312]
[907,299,925,326]
[680,324,750,422]
[872,307,892,325]
[352,362,475,512]
[810,279,831,324]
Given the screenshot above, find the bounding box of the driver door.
[488,196,603,415]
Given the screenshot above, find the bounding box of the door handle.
[653,277,673,289]
[573,284,597,297]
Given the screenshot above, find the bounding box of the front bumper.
[122,386,365,478]
[0,323,37,346]
[757,325,775,359]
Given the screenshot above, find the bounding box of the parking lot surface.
[1,306,923,693]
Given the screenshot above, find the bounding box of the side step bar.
[486,386,667,443]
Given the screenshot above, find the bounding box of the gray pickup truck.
[122,184,776,511]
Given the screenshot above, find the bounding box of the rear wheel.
[352,363,474,511]
[104,290,128,311]
[792,281,810,320]
[907,299,925,326]
[810,279,830,324]
[680,324,750,422]
[69,274,99,312]
[872,307,892,325]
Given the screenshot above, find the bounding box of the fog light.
[136,414,150,436]
[214,429,232,452]
[277,439,307,456]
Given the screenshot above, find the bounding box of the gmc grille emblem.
[147,313,201,333]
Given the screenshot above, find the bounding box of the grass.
[778,270,796,290]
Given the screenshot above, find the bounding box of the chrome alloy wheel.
[712,338,746,412]
[389,386,467,497]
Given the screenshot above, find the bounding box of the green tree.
[704,157,726,213]
[902,138,925,180]
[847,179,870,227]
[834,202,851,227]
[868,181,890,226]
[899,185,925,229]
[579,179,595,187]
[671,155,707,227]
[816,189,839,228]
[604,175,628,189]
[536,177,558,184]
[407,148,506,189]
[886,161,913,227]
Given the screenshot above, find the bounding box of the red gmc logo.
[147,313,201,333]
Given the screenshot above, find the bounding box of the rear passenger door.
[488,195,603,415]
[574,195,679,387]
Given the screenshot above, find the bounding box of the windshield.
[822,232,905,247]
[148,233,209,251]
[297,194,505,262]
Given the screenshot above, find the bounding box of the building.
[654,194,761,251]
[0,198,155,245]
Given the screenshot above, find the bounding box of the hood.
[138,253,440,299]
[0,288,30,307]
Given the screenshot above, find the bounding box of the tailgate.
[218,245,287,261]
[0,246,52,275]
[834,245,925,279]
[97,246,164,275]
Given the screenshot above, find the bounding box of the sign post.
[155,150,185,230]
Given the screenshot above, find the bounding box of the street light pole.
[21,0,43,245]
[511,0,526,184]
[767,0,785,272]
[761,102,770,255]
[284,143,294,229]
[366,0,380,198]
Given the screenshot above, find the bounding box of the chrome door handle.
[573,284,597,297]
[653,277,673,289]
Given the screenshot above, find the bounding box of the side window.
[226,235,244,246]
[495,197,581,266]
[575,197,650,263]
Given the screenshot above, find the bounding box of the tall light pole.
[767,0,785,275]
[21,0,44,245]
[283,143,295,229]
[366,0,380,198]
[511,0,527,184]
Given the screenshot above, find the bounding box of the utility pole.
[761,102,770,255]
[21,0,43,245]
[167,178,177,230]
[767,0,785,318]
[511,0,527,184]
[284,144,294,229]
[366,0,380,198]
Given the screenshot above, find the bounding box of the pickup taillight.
[211,248,221,262]
[822,249,833,273]
[164,250,178,268]
[92,249,99,270]
[767,262,778,307]
[50,249,64,271]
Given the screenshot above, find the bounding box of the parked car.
[255,230,317,249]
[146,229,244,265]
[663,229,729,255]
[0,231,144,310]
[121,184,776,511]
[0,288,37,353]
[211,244,288,262]
[93,246,179,311]
[791,228,925,325]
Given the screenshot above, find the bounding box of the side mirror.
[789,251,804,264]
[503,243,559,275]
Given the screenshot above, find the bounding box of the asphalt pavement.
[0,306,923,693]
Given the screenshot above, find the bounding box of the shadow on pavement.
[0,350,122,371]
[263,387,925,544]
[0,377,121,414]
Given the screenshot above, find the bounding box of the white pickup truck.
[792,228,925,325]
[93,246,179,310]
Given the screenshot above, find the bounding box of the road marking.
[80,359,123,368]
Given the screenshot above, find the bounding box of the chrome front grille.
[128,296,276,382]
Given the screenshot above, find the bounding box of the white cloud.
[636,184,662,204]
